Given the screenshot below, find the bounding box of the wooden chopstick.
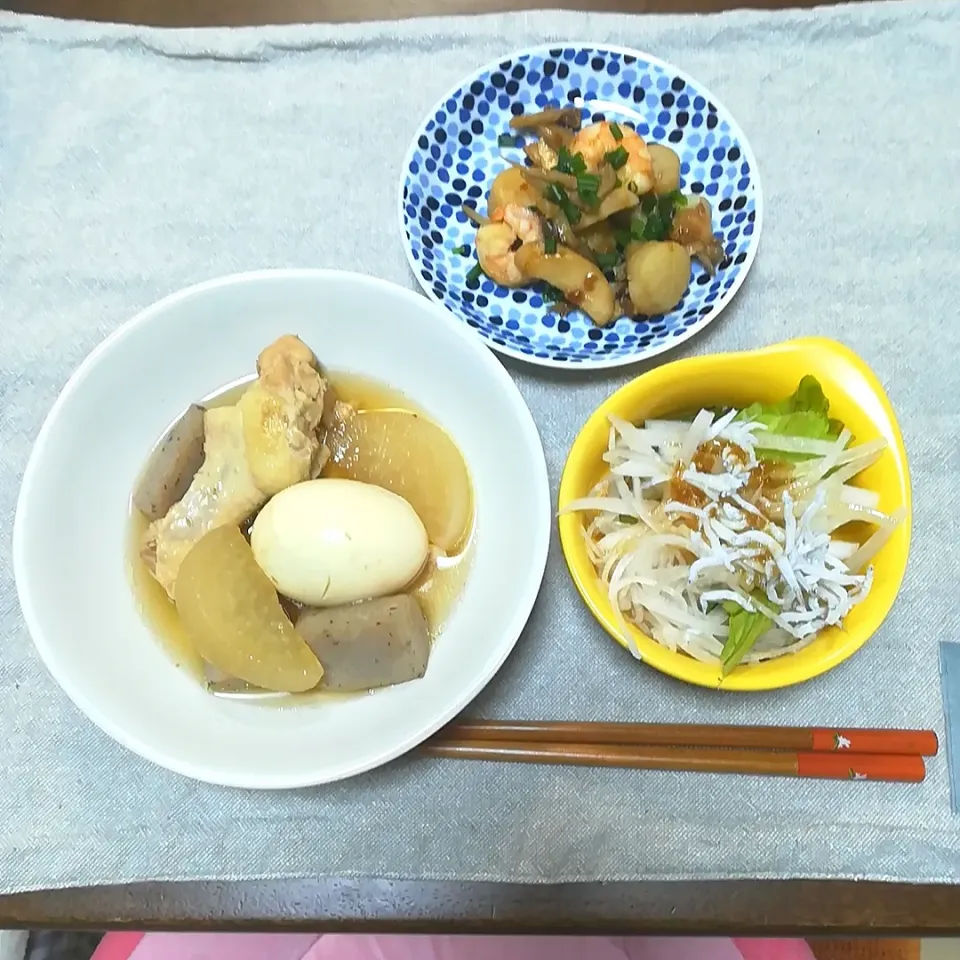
[436,720,939,757]
[423,740,926,783]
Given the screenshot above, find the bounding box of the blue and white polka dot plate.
[398,44,763,370]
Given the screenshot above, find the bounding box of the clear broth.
[127,370,475,694]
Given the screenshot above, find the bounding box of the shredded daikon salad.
[561,377,905,675]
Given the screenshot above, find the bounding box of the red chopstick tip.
[797,752,926,783]
[810,728,939,757]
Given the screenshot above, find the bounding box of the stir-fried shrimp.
[475,203,543,287]
[571,121,654,195]
[465,106,725,325]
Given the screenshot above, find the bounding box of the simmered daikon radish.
[324,409,472,553]
[175,525,323,693]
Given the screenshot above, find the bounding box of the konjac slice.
[324,409,471,553]
[174,525,323,692]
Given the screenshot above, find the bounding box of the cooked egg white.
[250,478,429,607]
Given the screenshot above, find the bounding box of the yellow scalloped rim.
[557,338,912,691]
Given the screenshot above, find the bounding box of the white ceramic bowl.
[13,269,551,789]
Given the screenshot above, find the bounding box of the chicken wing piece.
[238,335,332,495]
[141,335,334,599]
[141,405,266,598]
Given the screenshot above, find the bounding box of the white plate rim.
[12,267,552,789]
[397,41,765,372]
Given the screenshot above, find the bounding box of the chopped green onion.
[604,146,629,170]
[498,133,520,148]
[466,263,484,284]
[556,147,588,176]
[544,182,565,205]
[595,251,620,270]
[543,228,558,255]
[657,193,680,222]
[629,191,685,243]
[643,209,670,241]
[629,210,667,242]
[609,122,623,142]
[576,173,601,208]
[544,182,581,224]
[617,513,637,524]
[452,244,469,256]
[629,191,679,242]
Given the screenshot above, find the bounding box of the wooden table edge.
[1,0,879,28]
[1,878,960,934]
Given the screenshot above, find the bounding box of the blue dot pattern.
[400,45,761,367]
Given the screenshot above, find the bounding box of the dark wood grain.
[4,0,864,27]
[3,0,955,937]
[1,878,960,935]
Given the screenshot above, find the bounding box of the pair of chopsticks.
[424,721,939,783]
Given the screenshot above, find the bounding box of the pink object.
[90,933,144,960]
[93,933,817,960]
[735,941,817,960]
[92,934,319,960]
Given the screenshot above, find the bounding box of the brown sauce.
[691,439,749,474]
[741,460,791,505]
[126,370,475,692]
[741,508,769,531]
[667,463,708,510]
[677,440,782,534]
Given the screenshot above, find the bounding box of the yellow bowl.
[557,337,912,692]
